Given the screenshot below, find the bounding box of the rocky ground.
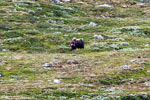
[1,0,150,99]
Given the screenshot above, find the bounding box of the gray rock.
[12,0,26,2]
[130,59,146,64]
[53,79,61,83]
[138,61,146,64]
[145,44,150,46]
[137,3,145,7]
[0,73,3,77]
[93,47,100,51]
[98,4,113,8]
[62,0,70,2]
[122,5,128,8]
[37,8,42,11]
[43,63,53,67]
[48,19,56,23]
[109,44,119,50]
[119,42,129,46]
[2,49,9,52]
[89,22,98,27]
[144,81,150,86]
[64,35,69,37]
[111,38,125,41]
[0,43,3,46]
[28,10,35,14]
[67,60,78,64]
[120,65,130,69]
[59,45,67,49]
[130,59,137,64]
[101,15,106,18]
[54,32,62,34]
[53,0,61,3]
[10,75,20,79]
[57,54,62,57]
[138,0,149,3]
[93,35,104,40]
[91,42,99,47]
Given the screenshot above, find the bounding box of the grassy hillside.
[1,0,150,99]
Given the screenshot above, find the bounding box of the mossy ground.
[1,0,150,99]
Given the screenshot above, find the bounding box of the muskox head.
[70,38,84,50]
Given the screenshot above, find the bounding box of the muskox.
[70,38,84,50]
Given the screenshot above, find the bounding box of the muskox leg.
[71,46,76,50]
[80,41,84,49]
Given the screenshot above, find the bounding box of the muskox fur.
[70,38,84,50]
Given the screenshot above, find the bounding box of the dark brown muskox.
[70,38,84,50]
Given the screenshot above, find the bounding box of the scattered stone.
[28,10,35,14]
[64,35,69,37]
[65,7,73,10]
[109,52,117,56]
[89,22,98,27]
[91,42,99,47]
[120,65,130,69]
[62,0,70,2]
[145,44,150,46]
[77,2,85,6]
[130,59,136,64]
[105,87,123,93]
[67,60,78,64]
[0,73,3,77]
[98,4,113,8]
[110,26,146,37]
[109,44,120,50]
[93,47,100,51]
[101,15,106,18]
[48,19,56,23]
[144,81,150,86]
[10,75,20,80]
[12,0,26,2]
[137,3,145,8]
[2,49,9,52]
[130,59,146,64]
[122,5,128,8]
[54,32,62,34]
[93,35,104,40]
[43,63,53,67]
[0,43,3,46]
[37,8,42,11]
[138,61,146,64]
[111,38,125,41]
[105,87,116,92]
[60,20,64,24]
[119,42,129,46]
[59,45,67,49]
[57,54,62,57]
[53,0,61,3]
[53,79,61,83]
[39,68,44,71]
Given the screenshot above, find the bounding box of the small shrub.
[24,30,40,35]
[2,30,24,38]
[0,24,13,30]
[0,10,6,13]
[109,26,150,37]
[0,2,8,6]
[53,10,71,18]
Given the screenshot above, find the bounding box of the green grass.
[1,0,150,99]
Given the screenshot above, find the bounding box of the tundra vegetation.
[1,0,150,99]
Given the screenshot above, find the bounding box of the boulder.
[89,22,98,27]
[93,35,104,40]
